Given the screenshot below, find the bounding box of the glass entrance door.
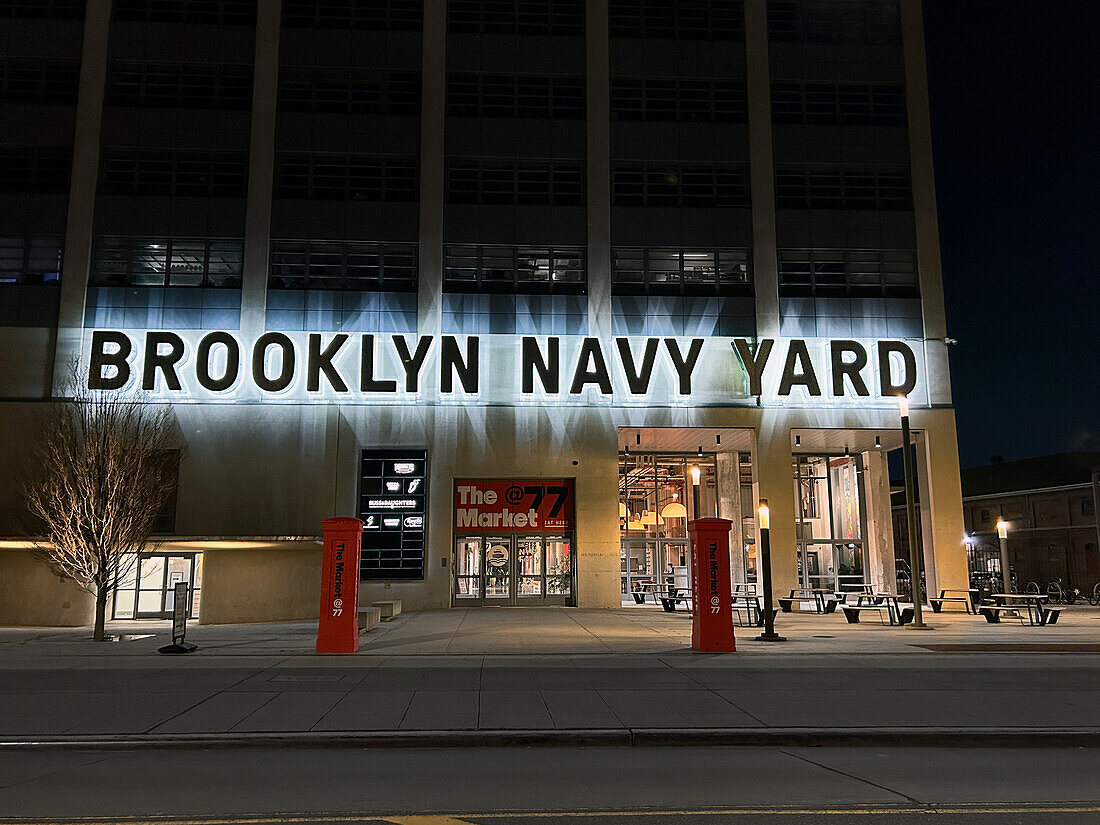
[794,455,869,593]
[454,535,574,605]
[484,536,512,602]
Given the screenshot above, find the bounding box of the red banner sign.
[689,518,736,653]
[453,479,575,532]
[316,517,363,654]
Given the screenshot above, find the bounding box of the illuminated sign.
[358,450,427,580]
[83,330,926,407]
[454,480,575,532]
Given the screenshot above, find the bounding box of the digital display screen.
[358,449,427,580]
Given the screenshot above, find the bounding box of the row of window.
[270,240,416,291]
[612,163,750,208]
[444,245,585,293]
[778,249,918,296]
[767,0,900,45]
[282,0,422,31]
[0,0,84,18]
[448,0,584,36]
[0,237,63,284]
[0,59,80,105]
[446,159,583,206]
[100,150,248,198]
[105,62,253,110]
[112,0,256,24]
[775,166,911,210]
[447,73,583,120]
[611,248,751,296]
[772,82,906,127]
[0,147,72,193]
[611,77,747,124]
[609,0,744,41]
[91,237,243,288]
[280,69,419,115]
[275,153,417,201]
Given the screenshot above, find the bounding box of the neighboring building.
[0,0,970,626]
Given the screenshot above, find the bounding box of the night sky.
[922,1,1099,468]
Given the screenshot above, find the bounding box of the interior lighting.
[875,436,882,449]
[898,394,910,418]
[661,492,687,519]
[757,500,770,529]
[795,435,801,448]
[627,517,644,531]
[697,445,703,457]
[619,501,627,518]
[690,466,700,486]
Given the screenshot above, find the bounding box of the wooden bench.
[929,589,975,614]
[357,606,382,633]
[373,600,402,620]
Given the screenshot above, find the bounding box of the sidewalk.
[1,607,1099,748]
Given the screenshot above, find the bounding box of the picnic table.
[778,587,842,614]
[929,588,979,613]
[984,593,1063,626]
[841,593,914,625]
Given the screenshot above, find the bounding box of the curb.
[2,727,1098,751]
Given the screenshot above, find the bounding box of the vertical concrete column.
[743,0,779,339]
[585,0,611,338]
[717,451,745,584]
[51,0,112,394]
[900,0,951,406]
[239,0,282,340]
[752,415,798,599]
[862,449,897,593]
[914,410,969,593]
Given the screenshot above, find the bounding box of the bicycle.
[1025,581,1041,595]
[1046,581,1065,604]
[1089,582,1100,606]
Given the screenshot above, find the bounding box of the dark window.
[767,0,900,45]
[0,147,72,193]
[611,77,746,123]
[777,249,917,298]
[0,0,85,18]
[282,0,422,30]
[771,82,906,126]
[106,62,253,110]
[151,450,181,535]
[444,245,585,294]
[612,163,749,207]
[100,150,248,197]
[612,248,751,296]
[0,237,63,284]
[275,154,418,201]
[269,240,417,291]
[775,165,912,210]
[90,237,243,287]
[279,68,420,115]
[112,0,256,24]
[446,72,583,119]
[609,0,743,40]
[1084,500,1095,517]
[446,159,583,206]
[0,59,80,104]
[448,0,583,36]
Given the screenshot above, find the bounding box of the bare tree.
[24,364,179,641]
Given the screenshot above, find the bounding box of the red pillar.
[688,518,736,652]
[316,517,364,654]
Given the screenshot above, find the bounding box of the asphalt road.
[1,746,1098,824]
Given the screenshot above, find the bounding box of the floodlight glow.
[758,499,770,530]
[996,519,1009,539]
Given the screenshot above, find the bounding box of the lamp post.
[898,395,929,629]
[755,499,785,642]
[690,465,701,518]
[996,518,1011,594]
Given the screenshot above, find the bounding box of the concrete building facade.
[0,0,969,625]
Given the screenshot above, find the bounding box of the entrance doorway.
[112,554,202,619]
[794,455,870,592]
[454,534,574,606]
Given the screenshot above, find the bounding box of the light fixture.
[996,519,1009,540]
[716,435,721,446]
[844,445,850,457]
[661,492,687,519]
[636,433,641,445]
[624,445,629,456]
[795,435,801,448]
[641,509,663,526]
[964,533,975,547]
[690,466,701,485]
[757,499,770,529]
[898,394,910,418]
[697,445,703,457]
[619,501,627,518]
[875,436,881,449]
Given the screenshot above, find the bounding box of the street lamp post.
[690,465,701,518]
[996,518,1011,594]
[755,499,785,642]
[898,395,930,629]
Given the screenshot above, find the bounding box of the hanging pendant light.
[661,491,687,519]
[627,517,644,531]
[619,501,627,518]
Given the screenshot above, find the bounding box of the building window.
[152,450,181,534]
[0,147,72,193]
[446,159,584,206]
[90,237,243,287]
[282,0,422,30]
[448,0,583,36]
[275,153,418,202]
[612,163,750,208]
[771,82,906,126]
[1084,499,1095,517]
[767,0,900,45]
[609,0,744,40]
[447,73,584,119]
[100,150,248,197]
[105,62,253,110]
[0,58,80,104]
[612,248,751,296]
[279,68,420,115]
[444,245,585,294]
[0,1,85,18]
[269,240,417,292]
[778,249,917,297]
[980,509,991,524]
[112,0,256,24]
[775,165,912,210]
[0,237,62,284]
[611,77,747,123]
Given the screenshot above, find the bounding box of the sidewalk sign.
[688,518,736,653]
[157,581,197,655]
[316,517,364,654]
